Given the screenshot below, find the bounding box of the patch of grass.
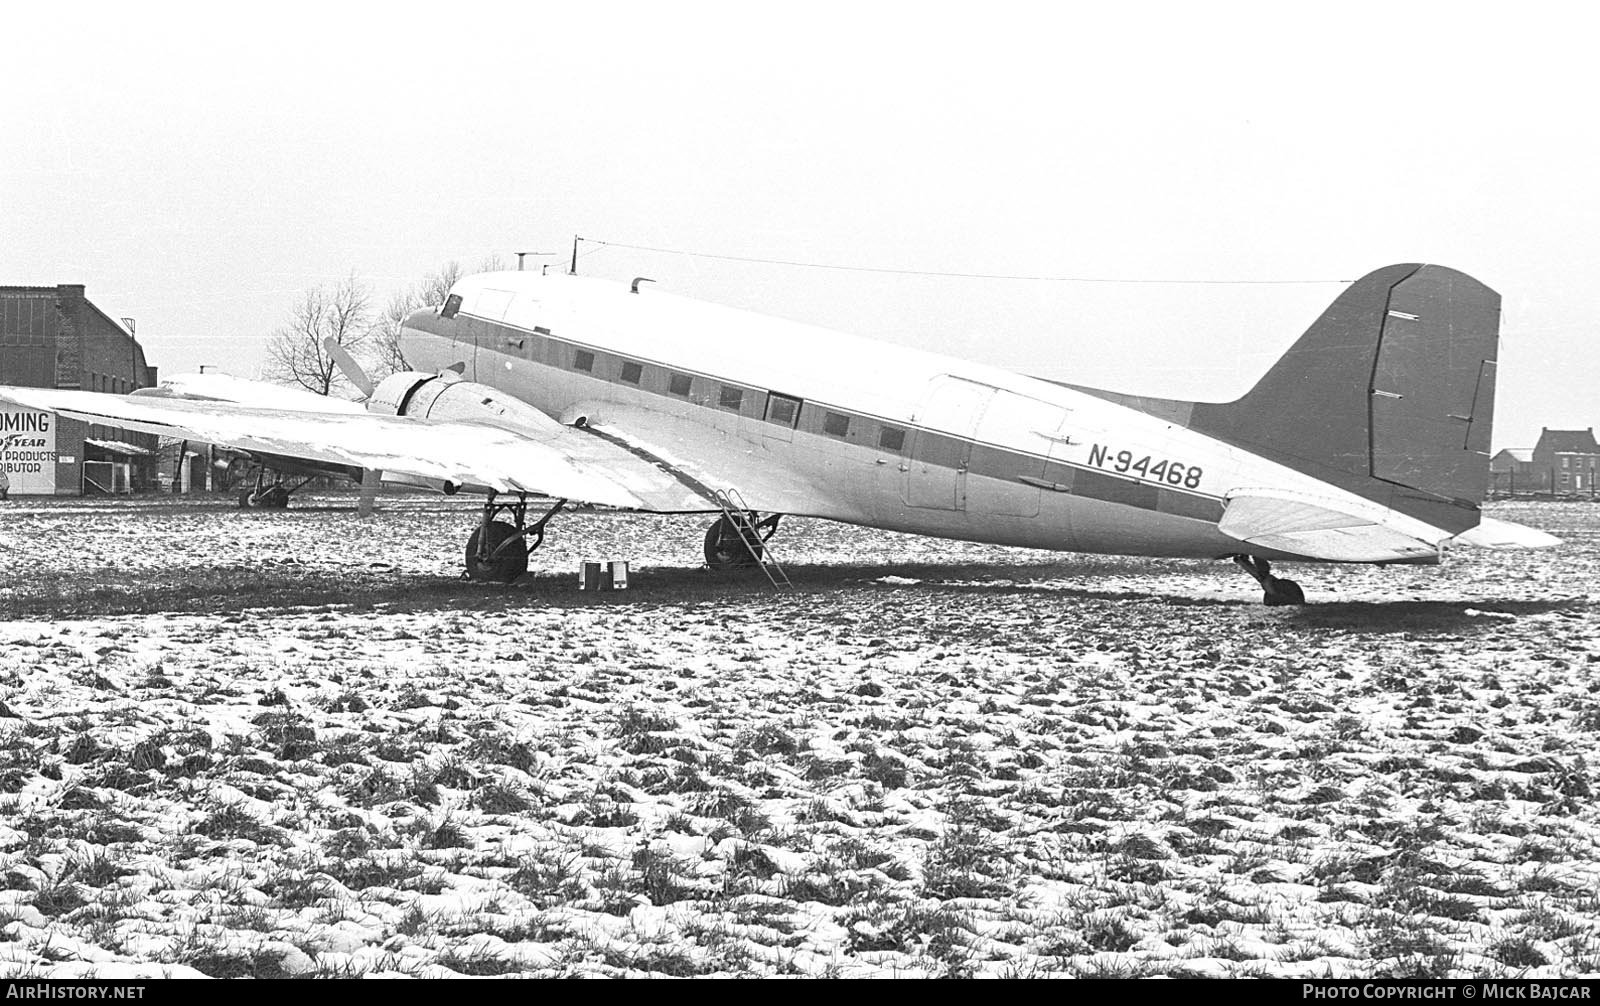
[1366,911,1458,978]
[79,819,145,845]
[507,852,586,908]
[860,751,909,789]
[264,874,337,910]
[252,710,318,761]
[631,846,700,906]
[466,734,537,773]
[736,724,799,757]
[182,946,296,979]
[593,938,712,977]
[1493,935,1550,968]
[1083,914,1141,953]
[922,801,1011,900]
[414,815,472,850]
[32,882,87,918]
[69,851,131,887]
[326,857,416,891]
[193,803,287,846]
[614,706,678,737]
[474,781,532,814]
[225,906,276,932]
[846,902,970,960]
[85,763,151,793]
[435,944,522,976]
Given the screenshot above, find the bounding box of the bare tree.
[367,261,465,378]
[263,274,372,396]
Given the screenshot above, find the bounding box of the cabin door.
[904,376,994,510]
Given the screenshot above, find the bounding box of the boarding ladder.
[711,488,791,589]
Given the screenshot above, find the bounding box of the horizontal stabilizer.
[1219,489,1444,563]
[1450,517,1561,550]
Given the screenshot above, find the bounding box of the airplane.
[0,261,1559,605]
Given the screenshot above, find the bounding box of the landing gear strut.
[704,512,781,569]
[1232,555,1306,606]
[464,493,566,583]
[238,469,308,509]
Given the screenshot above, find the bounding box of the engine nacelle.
[366,371,435,416]
[367,371,563,439]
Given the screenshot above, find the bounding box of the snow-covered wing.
[1218,488,1444,563]
[1450,516,1561,550]
[0,386,710,511]
[578,402,831,518]
[133,373,369,413]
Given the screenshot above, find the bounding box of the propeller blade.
[324,337,375,398]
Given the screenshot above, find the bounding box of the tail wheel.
[466,520,528,583]
[1264,577,1306,606]
[704,515,763,569]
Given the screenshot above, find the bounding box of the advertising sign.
[1,406,58,494]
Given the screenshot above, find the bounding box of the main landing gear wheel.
[704,514,763,569]
[462,494,566,584]
[1232,555,1306,606]
[238,485,290,509]
[465,521,528,583]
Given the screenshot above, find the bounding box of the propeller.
[324,336,375,399]
[324,335,467,400]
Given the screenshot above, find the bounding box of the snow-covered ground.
[0,496,1596,977]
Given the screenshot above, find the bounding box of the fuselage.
[398,271,1428,561]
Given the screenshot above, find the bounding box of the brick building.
[1531,427,1600,494]
[0,284,159,494]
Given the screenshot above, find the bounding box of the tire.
[466,521,529,583]
[703,515,762,569]
[239,486,290,509]
[1264,577,1306,606]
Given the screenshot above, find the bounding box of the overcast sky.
[4,2,1596,449]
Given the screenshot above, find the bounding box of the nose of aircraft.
[397,306,464,378]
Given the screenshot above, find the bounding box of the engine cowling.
[366,371,564,440]
[366,371,435,416]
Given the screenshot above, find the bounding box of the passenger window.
[574,350,595,372]
[669,373,693,396]
[765,393,801,427]
[620,361,643,384]
[878,427,905,451]
[441,293,462,319]
[719,386,744,410]
[824,411,850,437]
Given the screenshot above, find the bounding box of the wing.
[582,402,834,519]
[0,385,712,511]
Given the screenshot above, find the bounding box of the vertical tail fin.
[1190,263,1500,534]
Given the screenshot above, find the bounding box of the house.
[1531,427,1600,493]
[1490,447,1535,494]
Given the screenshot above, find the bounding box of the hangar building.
[0,284,159,494]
